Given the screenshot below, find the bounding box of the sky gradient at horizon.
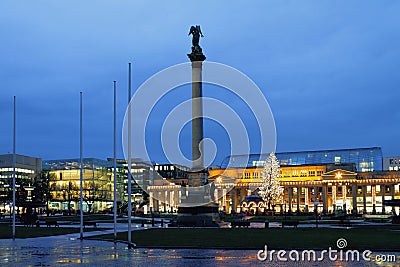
[1,1,399,165]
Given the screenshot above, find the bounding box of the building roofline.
[223,147,382,159]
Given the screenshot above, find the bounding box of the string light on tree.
[258,152,284,211]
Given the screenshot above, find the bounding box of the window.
[284,170,291,177]
[309,170,315,176]
[338,187,342,194]
[292,170,298,177]
[300,170,307,177]
[252,160,266,167]
[253,172,259,178]
[357,186,362,194]
[244,172,251,179]
[317,170,323,176]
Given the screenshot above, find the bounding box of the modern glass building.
[43,158,122,213]
[43,158,152,213]
[0,154,42,210]
[43,158,112,171]
[220,147,383,172]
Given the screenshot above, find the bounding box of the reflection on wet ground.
[0,239,254,267]
[0,237,398,266]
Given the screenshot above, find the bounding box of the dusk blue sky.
[1,1,399,165]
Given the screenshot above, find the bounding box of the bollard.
[161,219,164,227]
[264,220,269,228]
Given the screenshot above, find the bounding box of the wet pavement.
[2,236,399,266]
[0,220,399,266]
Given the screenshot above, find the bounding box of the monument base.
[176,204,219,227]
[175,170,219,227]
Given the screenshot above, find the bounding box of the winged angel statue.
[188,25,204,54]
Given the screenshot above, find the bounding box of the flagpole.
[127,62,132,248]
[79,92,84,240]
[12,96,16,239]
[113,81,117,242]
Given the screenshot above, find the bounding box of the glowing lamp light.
[335,172,343,179]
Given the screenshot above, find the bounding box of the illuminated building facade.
[208,165,400,215]
[43,158,153,213]
[147,148,400,215]
[384,157,400,171]
[154,163,189,186]
[112,159,154,213]
[221,147,383,172]
[43,158,123,213]
[0,154,42,212]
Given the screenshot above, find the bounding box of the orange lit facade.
[147,164,400,215]
[208,165,400,215]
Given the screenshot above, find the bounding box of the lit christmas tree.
[258,152,284,211]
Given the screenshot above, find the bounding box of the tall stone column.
[304,187,309,212]
[332,185,337,207]
[322,184,327,214]
[342,185,347,202]
[176,27,219,227]
[164,191,167,212]
[222,188,227,212]
[188,54,206,179]
[352,183,358,215]
[296,187,301,213]
[231,189,236,214]
[214,188,219,203]
[342,185,347,213]
[362,185,367,214]
[391,184,395,214]
[170,191,175,211]
[287,187,292,213]
[381,184,385,214]
[149,192,154,211]
[313,186,318,212]
[372,185,377,214]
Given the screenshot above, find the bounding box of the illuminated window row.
[0,168,34,174]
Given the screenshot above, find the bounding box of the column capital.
[188,53,206,62]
